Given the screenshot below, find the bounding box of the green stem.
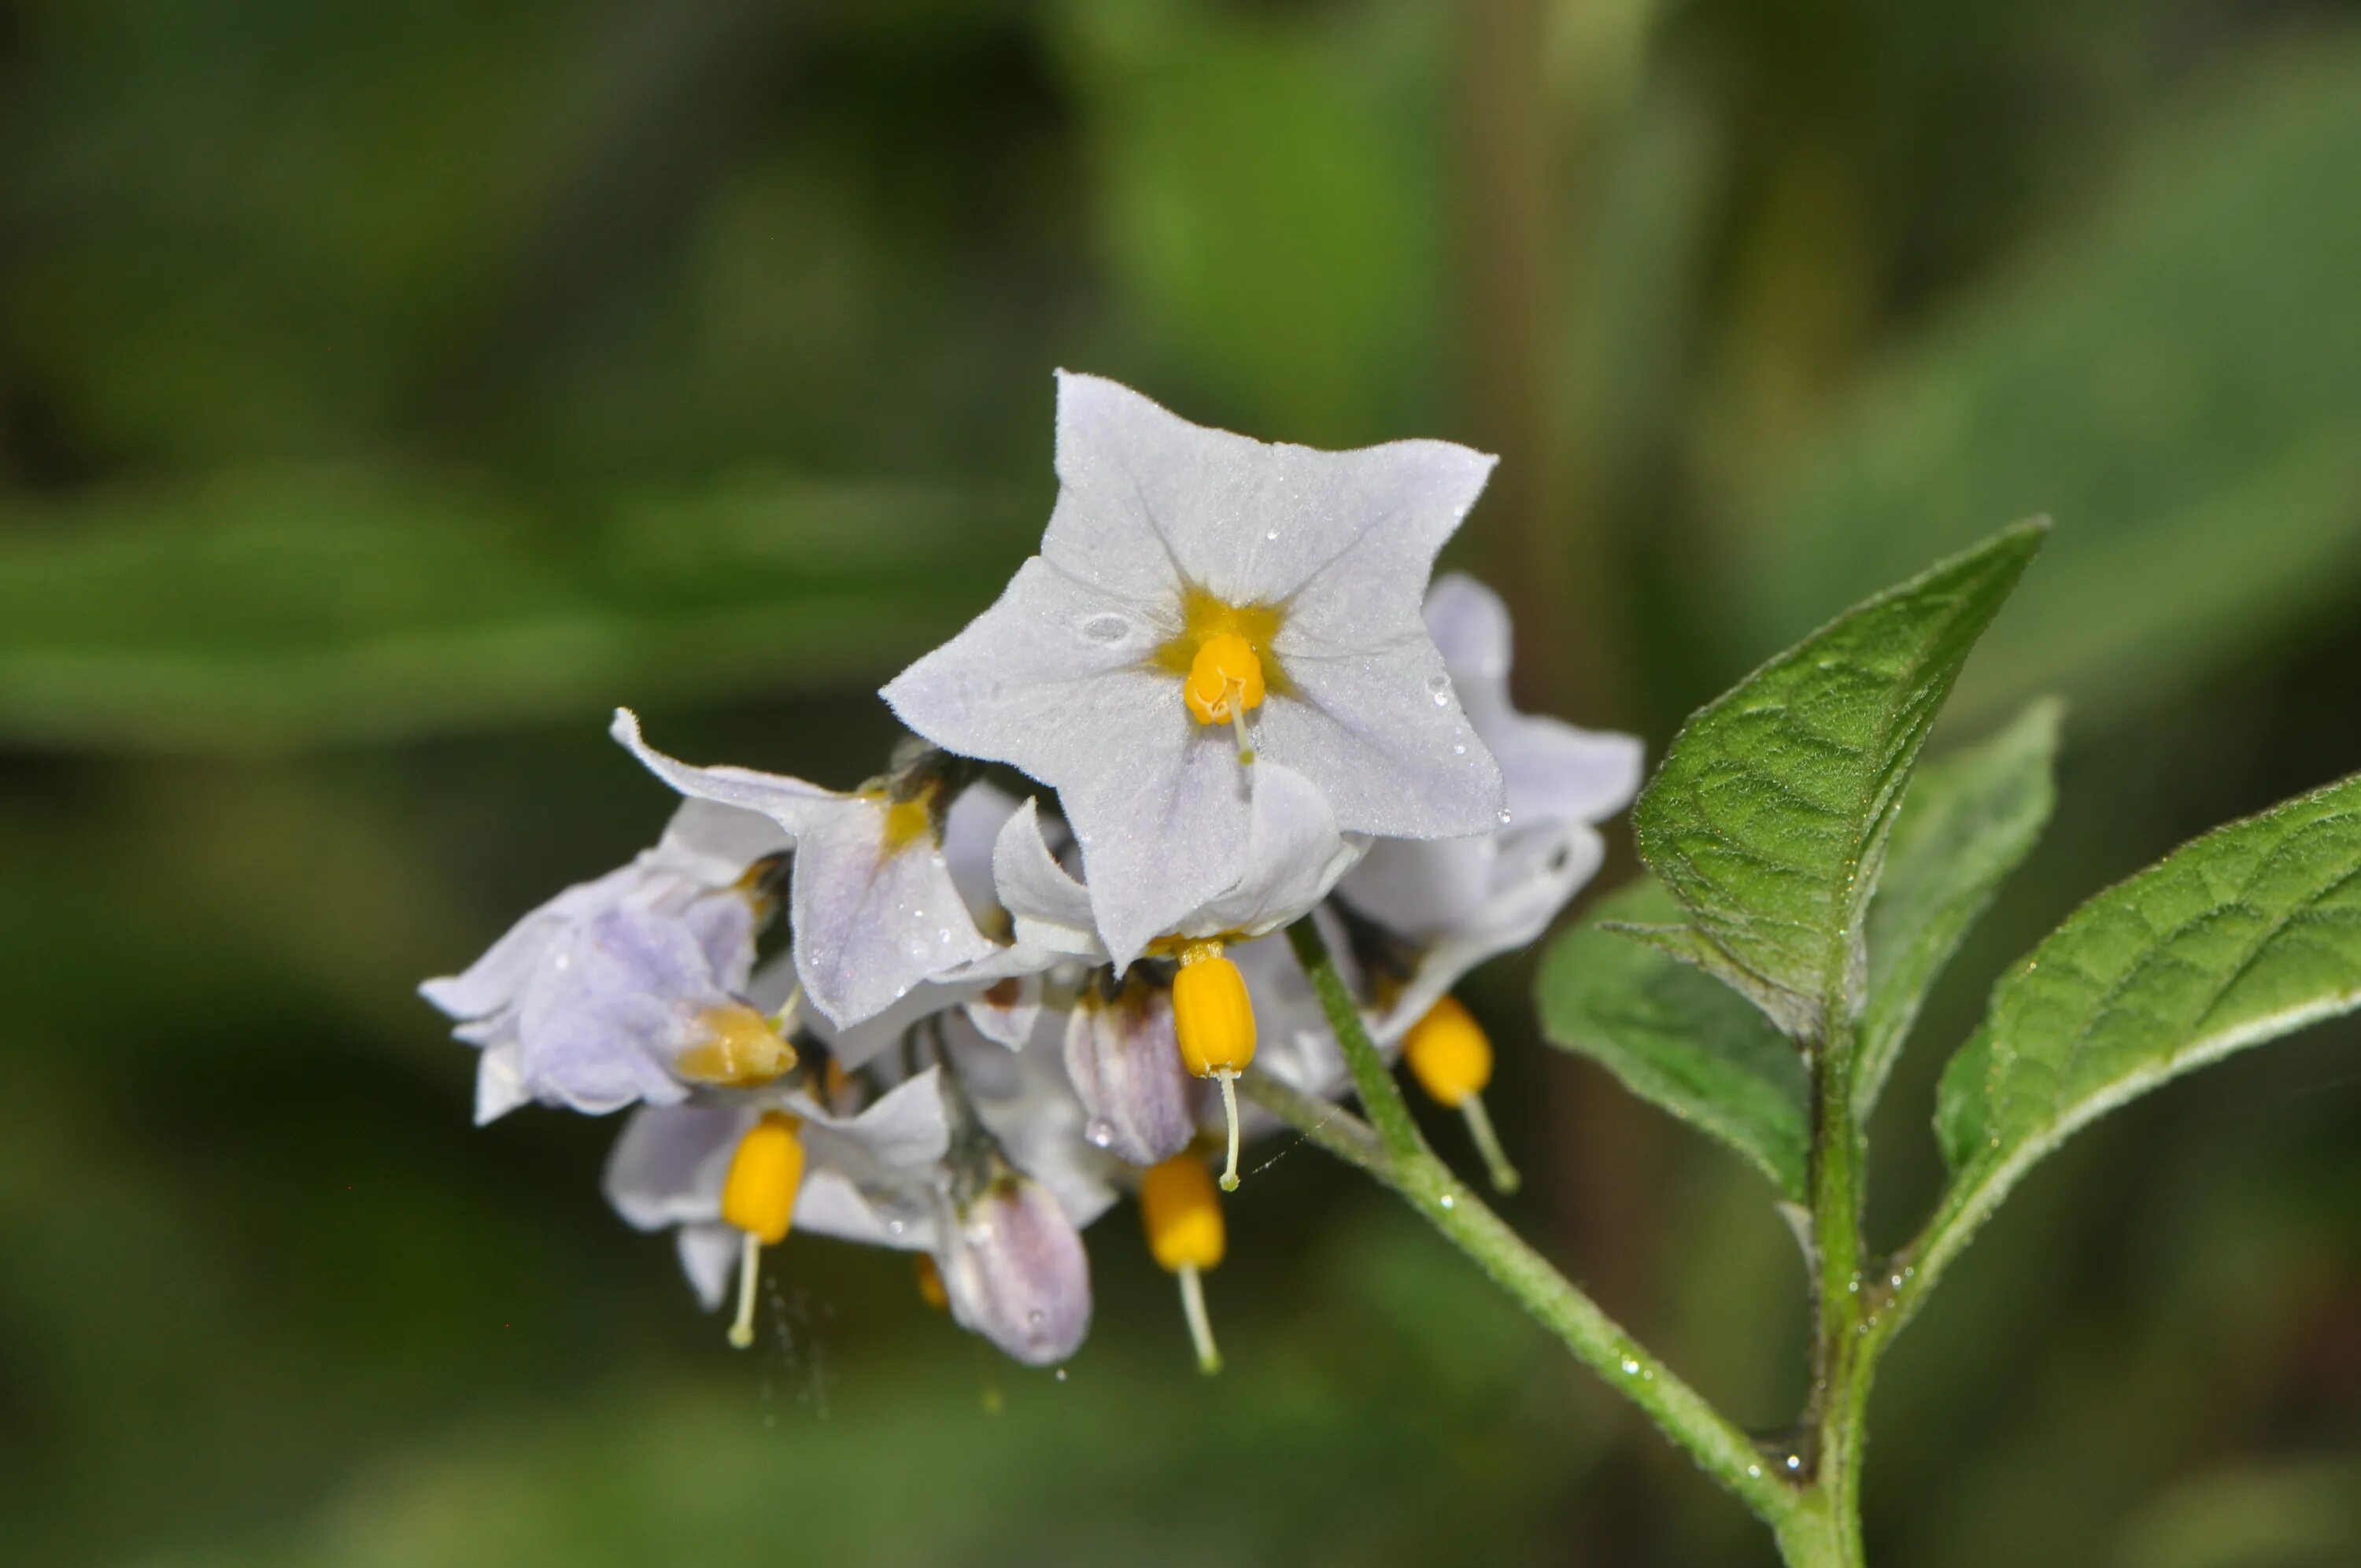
[1800,1014,1872,1566]
[1265,918,1804,1529]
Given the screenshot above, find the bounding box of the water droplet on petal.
[1080,613,1130,644]
[1497,809,1514,825]
[1084,1118,1115,1148]
[1264,529,1279,542]
[1453,743,1466,755]
[1027,1309,1046,1327]
[886,1219,905,1236]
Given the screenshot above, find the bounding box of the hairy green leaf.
[1537,880,1806,1200]
[0,468,1025,751]
[1930,772,2361,1251]
[1635,522,2045,1039]
[1854,698,2064,1120]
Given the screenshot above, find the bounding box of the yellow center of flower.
[677,1002,798,1090]
[1182,632,1266,725]
[721,1111,807,1349]
[1401,995,1493,1109]
[879,795,934,856]
[1156,589,1286,762]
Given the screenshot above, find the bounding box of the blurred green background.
[4,1,2359,1563]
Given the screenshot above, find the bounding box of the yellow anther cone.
[1403,997,1520,1194]
[721,1112,806,1348]
[1182,632,1266,725]
[1140,1154,1226,1374]
[1173,943,1255,1190]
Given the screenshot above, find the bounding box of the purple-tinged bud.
[1062,980,1195,1168]
[939,1174,1092,1367]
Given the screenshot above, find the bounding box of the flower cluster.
[423,374,1639,1369]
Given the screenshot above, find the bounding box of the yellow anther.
[722,1112,806,1244]
[1140,1154,1226,1274]
[1173,944,1255,1075]
[1402,996,1492,1108]
[1402,997,1520,1194]
[1140,1155,1225,1374]
[1183,631,1266,725]
[677,1003,797,1090]
[720,1112,805,1348]
[915,1253,949,1312]
[1172,943,1255,1190]
[822,1053,855,1109]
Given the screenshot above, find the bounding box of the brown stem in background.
[1454,8,1665,1552]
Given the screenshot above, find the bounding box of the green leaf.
[1739,40,2361,735]
[0,467,1028,751]
[1931,770,2361,1229]
[1634,522,2046,1039]
[1853,697,2064,1120]
[1537,880,1807,1201]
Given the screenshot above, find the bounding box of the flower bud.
[940,1175,1092,1367]
[1063,981,1196,1167]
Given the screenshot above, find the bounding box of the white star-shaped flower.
[1339,574,1642,1039]
[612,709,1007,1035]
[419,800,793,1121]
[882,371,1506,967]
[602,1068,952,1311]
[988,761,1365,968]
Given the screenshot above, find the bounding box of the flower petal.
[789,799,999,1027]
[990,799,1103,956]
[603,1104,744,1230]
[1257,636,1504,839]
[881,556,1179,779]
[1372,822,1608,1043]
[1182,760,1365,938]
[676,1223,742,1311]
[1047,371,1494,616]
[610,708,840,835]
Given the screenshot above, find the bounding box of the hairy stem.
[1264,917,1804,1529]
[1801,1014,1872,1566]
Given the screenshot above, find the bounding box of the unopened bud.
[940,1175,1092,1367]
[1063,982,1195,1167]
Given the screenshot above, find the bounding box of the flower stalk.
[1260,917,1810,1533]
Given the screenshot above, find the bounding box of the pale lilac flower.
[612,708,1005,1034]
[936,1171,1092,1367]
[1339,574,1642,1041]
[421,800,792,1121]
[602,1069,953,1312]
[988,761,1364,967]
[883,371,1505,966]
